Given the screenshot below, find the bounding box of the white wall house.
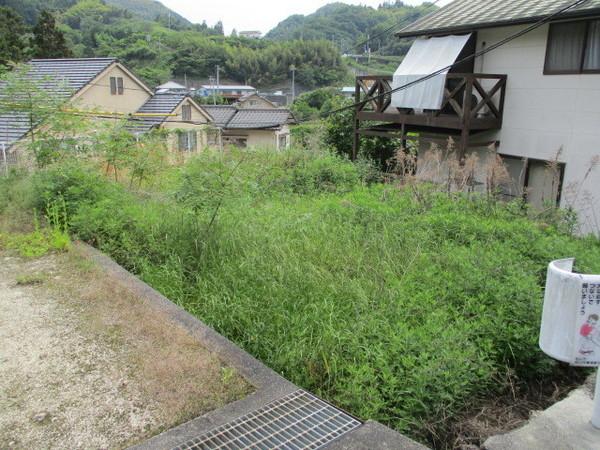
[354,0,600,235]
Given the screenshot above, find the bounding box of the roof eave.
[395,7,600,38]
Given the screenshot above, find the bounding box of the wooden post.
[352,81,360,161]
[459,75,474,163]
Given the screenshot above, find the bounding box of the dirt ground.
[0,248,251,450]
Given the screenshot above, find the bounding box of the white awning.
[391,34,472,110]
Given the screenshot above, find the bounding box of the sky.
[158,0,453,36]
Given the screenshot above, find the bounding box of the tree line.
[0,0,347,88]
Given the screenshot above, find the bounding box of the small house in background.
[239,31,262,39]
[341,87,355,98]
[198,84,257,103]
[235,93,278,109]
[203,105,296,150]
[354,0,600,235]
[155,80,191,95]
[129,93,214,153]
[261,91,288,107]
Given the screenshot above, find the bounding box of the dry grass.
[434,367,588,450]
[58,246,253,433]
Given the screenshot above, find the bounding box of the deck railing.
[355,73,507,128]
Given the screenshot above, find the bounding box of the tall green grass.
[15,148,600,445]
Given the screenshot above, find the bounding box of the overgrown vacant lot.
[0,232,250,449]
[3,148,600,448]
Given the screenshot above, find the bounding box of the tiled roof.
[129,93,187,132]
[20,58,115,98]
[200,85,256,91]
[156,81,187,90]
[0,58,116,149]
[396,0,600,37]
[227,109,295,129]
[202,105,294,129]
[202,105,238,127]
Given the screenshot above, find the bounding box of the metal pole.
[290,65,296,102]
[1,143,6,176]
[593,368,600,429]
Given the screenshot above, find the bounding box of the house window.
[278,134,288,150]
[207,129,220,146]
[499,155,565,208]
[178,131,197,152]
[110,76,124,95]
[182,104,192,121]
[222,136,247,148]
[545,19,600,74]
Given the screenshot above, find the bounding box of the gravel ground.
[0,250,250,450]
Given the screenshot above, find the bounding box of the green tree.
[31,10,72,58]
[324,97,400,166]
[0,7,29,69]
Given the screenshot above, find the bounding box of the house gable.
[73,62,153,114]
[236,94,277,109]
[163,97,212,128]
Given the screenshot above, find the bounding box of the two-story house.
[354,0,600,234]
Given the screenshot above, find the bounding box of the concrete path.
[484,376,600,450]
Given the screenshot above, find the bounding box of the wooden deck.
[352,73,507,159]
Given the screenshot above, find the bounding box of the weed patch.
[6,148,600,447]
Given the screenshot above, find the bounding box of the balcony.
[353,73,507,158]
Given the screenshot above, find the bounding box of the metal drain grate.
[172,390,362,450]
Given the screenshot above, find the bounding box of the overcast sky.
[158,0,453,35]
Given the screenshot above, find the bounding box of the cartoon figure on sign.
[579,314,600,355]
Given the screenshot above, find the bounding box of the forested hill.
[0,0,191,27]
[266,1,438,56]
[104,0,191,26]
[0,0,346,89]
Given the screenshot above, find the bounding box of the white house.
[354,0,600,235]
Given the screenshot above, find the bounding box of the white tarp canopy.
[391,34,472,110]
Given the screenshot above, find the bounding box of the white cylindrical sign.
[540,258,600,367]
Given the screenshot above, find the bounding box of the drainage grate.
[171,390,362,450]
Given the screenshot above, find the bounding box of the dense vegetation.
[3,127,599,447]
[0,0,347,87]
[267,1,437,57]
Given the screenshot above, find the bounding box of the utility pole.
[290,64,296,103]
[209,76,216,105]
[216,65,221,90]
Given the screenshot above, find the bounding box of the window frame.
[110,76,125,95]
[181,104,192,122]
[177,130,197,152]
[544,18,600,75]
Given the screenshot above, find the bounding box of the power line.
[316,0,591,122]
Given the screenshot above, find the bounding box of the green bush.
[23,151,600,445]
